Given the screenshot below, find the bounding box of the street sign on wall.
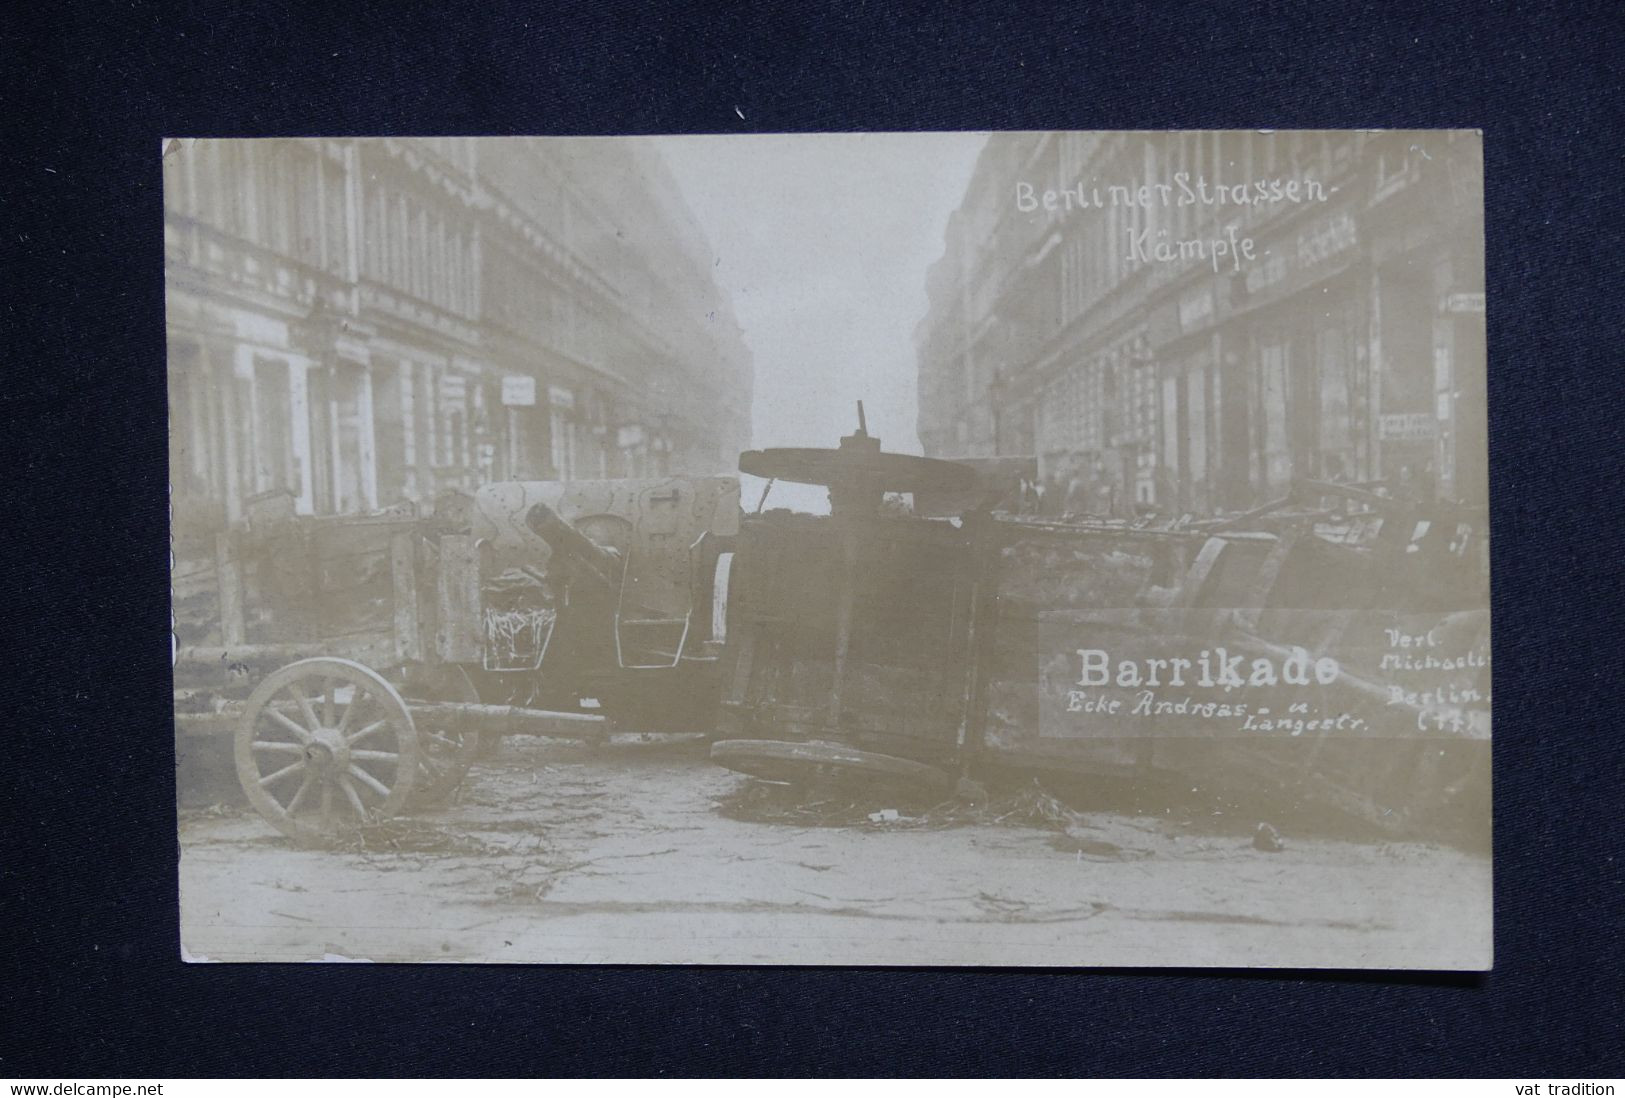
[1379,412,1437,441]
[501,376,536,406]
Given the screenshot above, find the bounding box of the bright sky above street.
[658,132,988,458]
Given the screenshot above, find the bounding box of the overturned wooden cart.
[173,476,738,844]
[709,418,1491,842]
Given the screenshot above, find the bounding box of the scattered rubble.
[1253,821,1286,852]
[717,774,1113,835]
[326,817,507,857]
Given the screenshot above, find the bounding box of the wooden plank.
[434,534,482,663]
[1230,529,1299,632]
[1179,536,1229,608]
[214,531,245,646]
[176,643,338,668]
[390,531,422,663]
[956,513,1000,764]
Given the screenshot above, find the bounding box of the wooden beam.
[390,531,422,663]
[407,702,607,741]
[434,534,482,663]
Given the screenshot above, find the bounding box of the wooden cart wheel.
[398,663,482,803]
[235,658,418,844]
[710,739,955,797]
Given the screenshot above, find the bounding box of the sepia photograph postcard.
[167,130,1490,968]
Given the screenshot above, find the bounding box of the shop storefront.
[1232,199,1373,504]
[1151,277,1232,516]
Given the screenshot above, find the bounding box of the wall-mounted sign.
[1295,209,1358,269]
[1243,250,1288,295]
[1246,208,1357,297]
[1442,292,1485,314]
[500,375,536,406]
[617,424,646,449]
[547,384,575,410]
[1177,284,1214,331]
[1379,412,1438,441]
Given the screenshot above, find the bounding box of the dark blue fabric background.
[4,0,1622,1078]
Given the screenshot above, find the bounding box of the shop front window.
[371,358,408,506]
[1316,315,1356,482]
[550,410,576,479]
[251,357,294,497]
[1185,362,1207,513]
[333,364,369,514]
[1259,338,1292,495]
[1160,374,1180,503]
[447,410,465,475]
[167,342,207,501]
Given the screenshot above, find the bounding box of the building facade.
[164,137,752,540]
[915,131,1486,518]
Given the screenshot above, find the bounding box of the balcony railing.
[165,213,341,314]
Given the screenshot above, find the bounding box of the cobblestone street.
[181,734,1492,967]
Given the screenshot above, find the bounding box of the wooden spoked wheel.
[235,658,419,844]
[397,662,482,803]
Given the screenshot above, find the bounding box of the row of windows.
[168,141,747,403]
[1039,359,1103,453]
[165,141,350,275]
[1026,303,1371,511]
[476,146,726,357]
[1036,341,1156,458]
[359,181,478,317]
[169,338,689,522]
[164,141,481,318]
